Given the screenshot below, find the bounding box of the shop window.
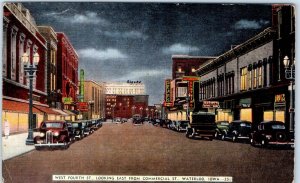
[275,111,285,123]
[240,67,247,91]
[240,108,252,122]
[248,70,252,89]
[258,66,262,87]
[253,68,257,88]
[263,111,274,121]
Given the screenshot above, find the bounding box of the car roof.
[43,120,65,123]
[260,121,284,124]
[231,120,252,123]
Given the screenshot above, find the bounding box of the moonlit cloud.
[46,11,110,25]
[102,30,148,40]
[115,69,170,81]
[234,19,270,29]
[78,48,129,60]
[162,43,200,54]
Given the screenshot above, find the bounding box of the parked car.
[133,118,143,125]
[250,121,294,148]
[72,121,85,140]
[186,112,216,140]
[34,120,70,149]
[174,120,189,132]
[167,120,176,130]
[81,121,91,136]
[223,120,252,142]
[215,121,230,140]
[121,118,128,123]
[152,119,161,126]
[66,122,76,142]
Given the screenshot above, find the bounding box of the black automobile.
[250,121,294,148]
[91,119,100,131]
[66,122,76,142]
[215,121,230,140]
[133,118,143,125]
[174,120,189,132]
[223,120,252,142]
[72,121,85,140]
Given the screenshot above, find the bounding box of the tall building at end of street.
[104,81,145,95]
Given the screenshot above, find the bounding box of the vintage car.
[215,121,230,140]
[66,122,76,142]
[133,118,143,125]
[34,120,71,149]
[72,121,85,140]
[186,112,216,140]
[174,120,189,132]
[222,120,252,142]
[82,120,92,136]
[250,121,294,148]
[167,120,176,130]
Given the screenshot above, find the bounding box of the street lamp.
[146,108,149,118]
[139,107,143,117]
[111,104,116,121]
[22,52,40,145]
[151,109,154,119]
[185,92,190,121]
[132,106,136,117]
[283,56,295,132]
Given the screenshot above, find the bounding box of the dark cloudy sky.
[22,2,272,105]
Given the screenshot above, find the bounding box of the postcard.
[1,2,295,183]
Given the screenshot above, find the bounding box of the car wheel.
[250,137,255,146]
[221,134,225,141]
[232,136,236,142]
[214,132,218,139]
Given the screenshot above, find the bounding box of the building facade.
[105,81,145,95]
[2,3,62,134]
[165,55,216,121]
[83,80,105,119]
[56,32,79,111]
[37,26,59,108]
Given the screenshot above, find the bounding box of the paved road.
[3,122,294,183]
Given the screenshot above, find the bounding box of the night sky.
[22,2,272,105]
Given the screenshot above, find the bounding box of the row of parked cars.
[153,111,294,148]
[34,119,103,150]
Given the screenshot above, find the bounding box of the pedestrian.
[4,119,10,139]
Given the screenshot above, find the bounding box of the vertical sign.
[80,69,84,102]
[182,76,200,108]
[164,79,172,106]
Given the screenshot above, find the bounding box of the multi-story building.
[196,4,295,131]
[2,3,61,134]
[37,26,59,108]
[83,80,105,119]
[105,81,145,95]
[165,55,216,121]
[56,32,79,112]
[105,94,149,119]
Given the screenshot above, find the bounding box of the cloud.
[162,43,199,54]
[78,48,129,60]
[102,30,148,40]
[45,11,109,25]
[234,19,270,30]
[115,69,170,81]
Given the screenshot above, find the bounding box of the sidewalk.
[2,133,35,160]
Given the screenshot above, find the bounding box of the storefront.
[239,98,252,122]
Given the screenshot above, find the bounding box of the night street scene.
[1,2,296,183]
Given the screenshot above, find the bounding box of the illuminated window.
[191,67,196,72]
[258,66,262,87]
[178,67,182,72]
[253,68,257,88]
[248,70,252,89]
[240,67,247,91]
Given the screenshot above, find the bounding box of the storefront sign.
[80,69,84,102]
[62,97,73,105]
[203,101,220,108]
[77,102,88,112]
[164,79,172,106]
[239,98,251,108]
[275,94,285,103]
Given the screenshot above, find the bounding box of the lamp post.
[283,56,295,132]
[111,104,116,121]
[185,92,190,121]
[151,109,154,119]
[139,107,143,117]
[146,108,149,118]
[132,106,136,117]
[22,52,40,145]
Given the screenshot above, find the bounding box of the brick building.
[56,32,79,111]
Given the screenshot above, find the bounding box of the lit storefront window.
[275,110,285,122]
[253,68,257,88]
[240,108,252,122]
[258,66,262,87]
[263,111,273,121]
[240,67,247,91]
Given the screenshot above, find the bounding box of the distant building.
[83,80,105,119]
[105,81,145,95]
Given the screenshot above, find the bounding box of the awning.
[2,99,41,114]
[63,110,76,116]
[52,109,68,116]
[33,105,61,115]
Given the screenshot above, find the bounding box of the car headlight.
[266,135,272,140]
[39,132,45,137]
[54,132,59,136]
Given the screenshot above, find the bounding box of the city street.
[3,122,294,183]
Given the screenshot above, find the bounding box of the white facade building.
[104,81,145,95]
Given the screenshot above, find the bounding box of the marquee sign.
[164,79,172,107]
[203,101,220,108]
[62,97,73,105]
[77,102,89,112]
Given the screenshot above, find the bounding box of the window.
[191,67,196,72]
[240,67,247,91]
[258,66,262,87]
[248,70,252,89]
[253,68,257,88]
[177,66,182,72]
